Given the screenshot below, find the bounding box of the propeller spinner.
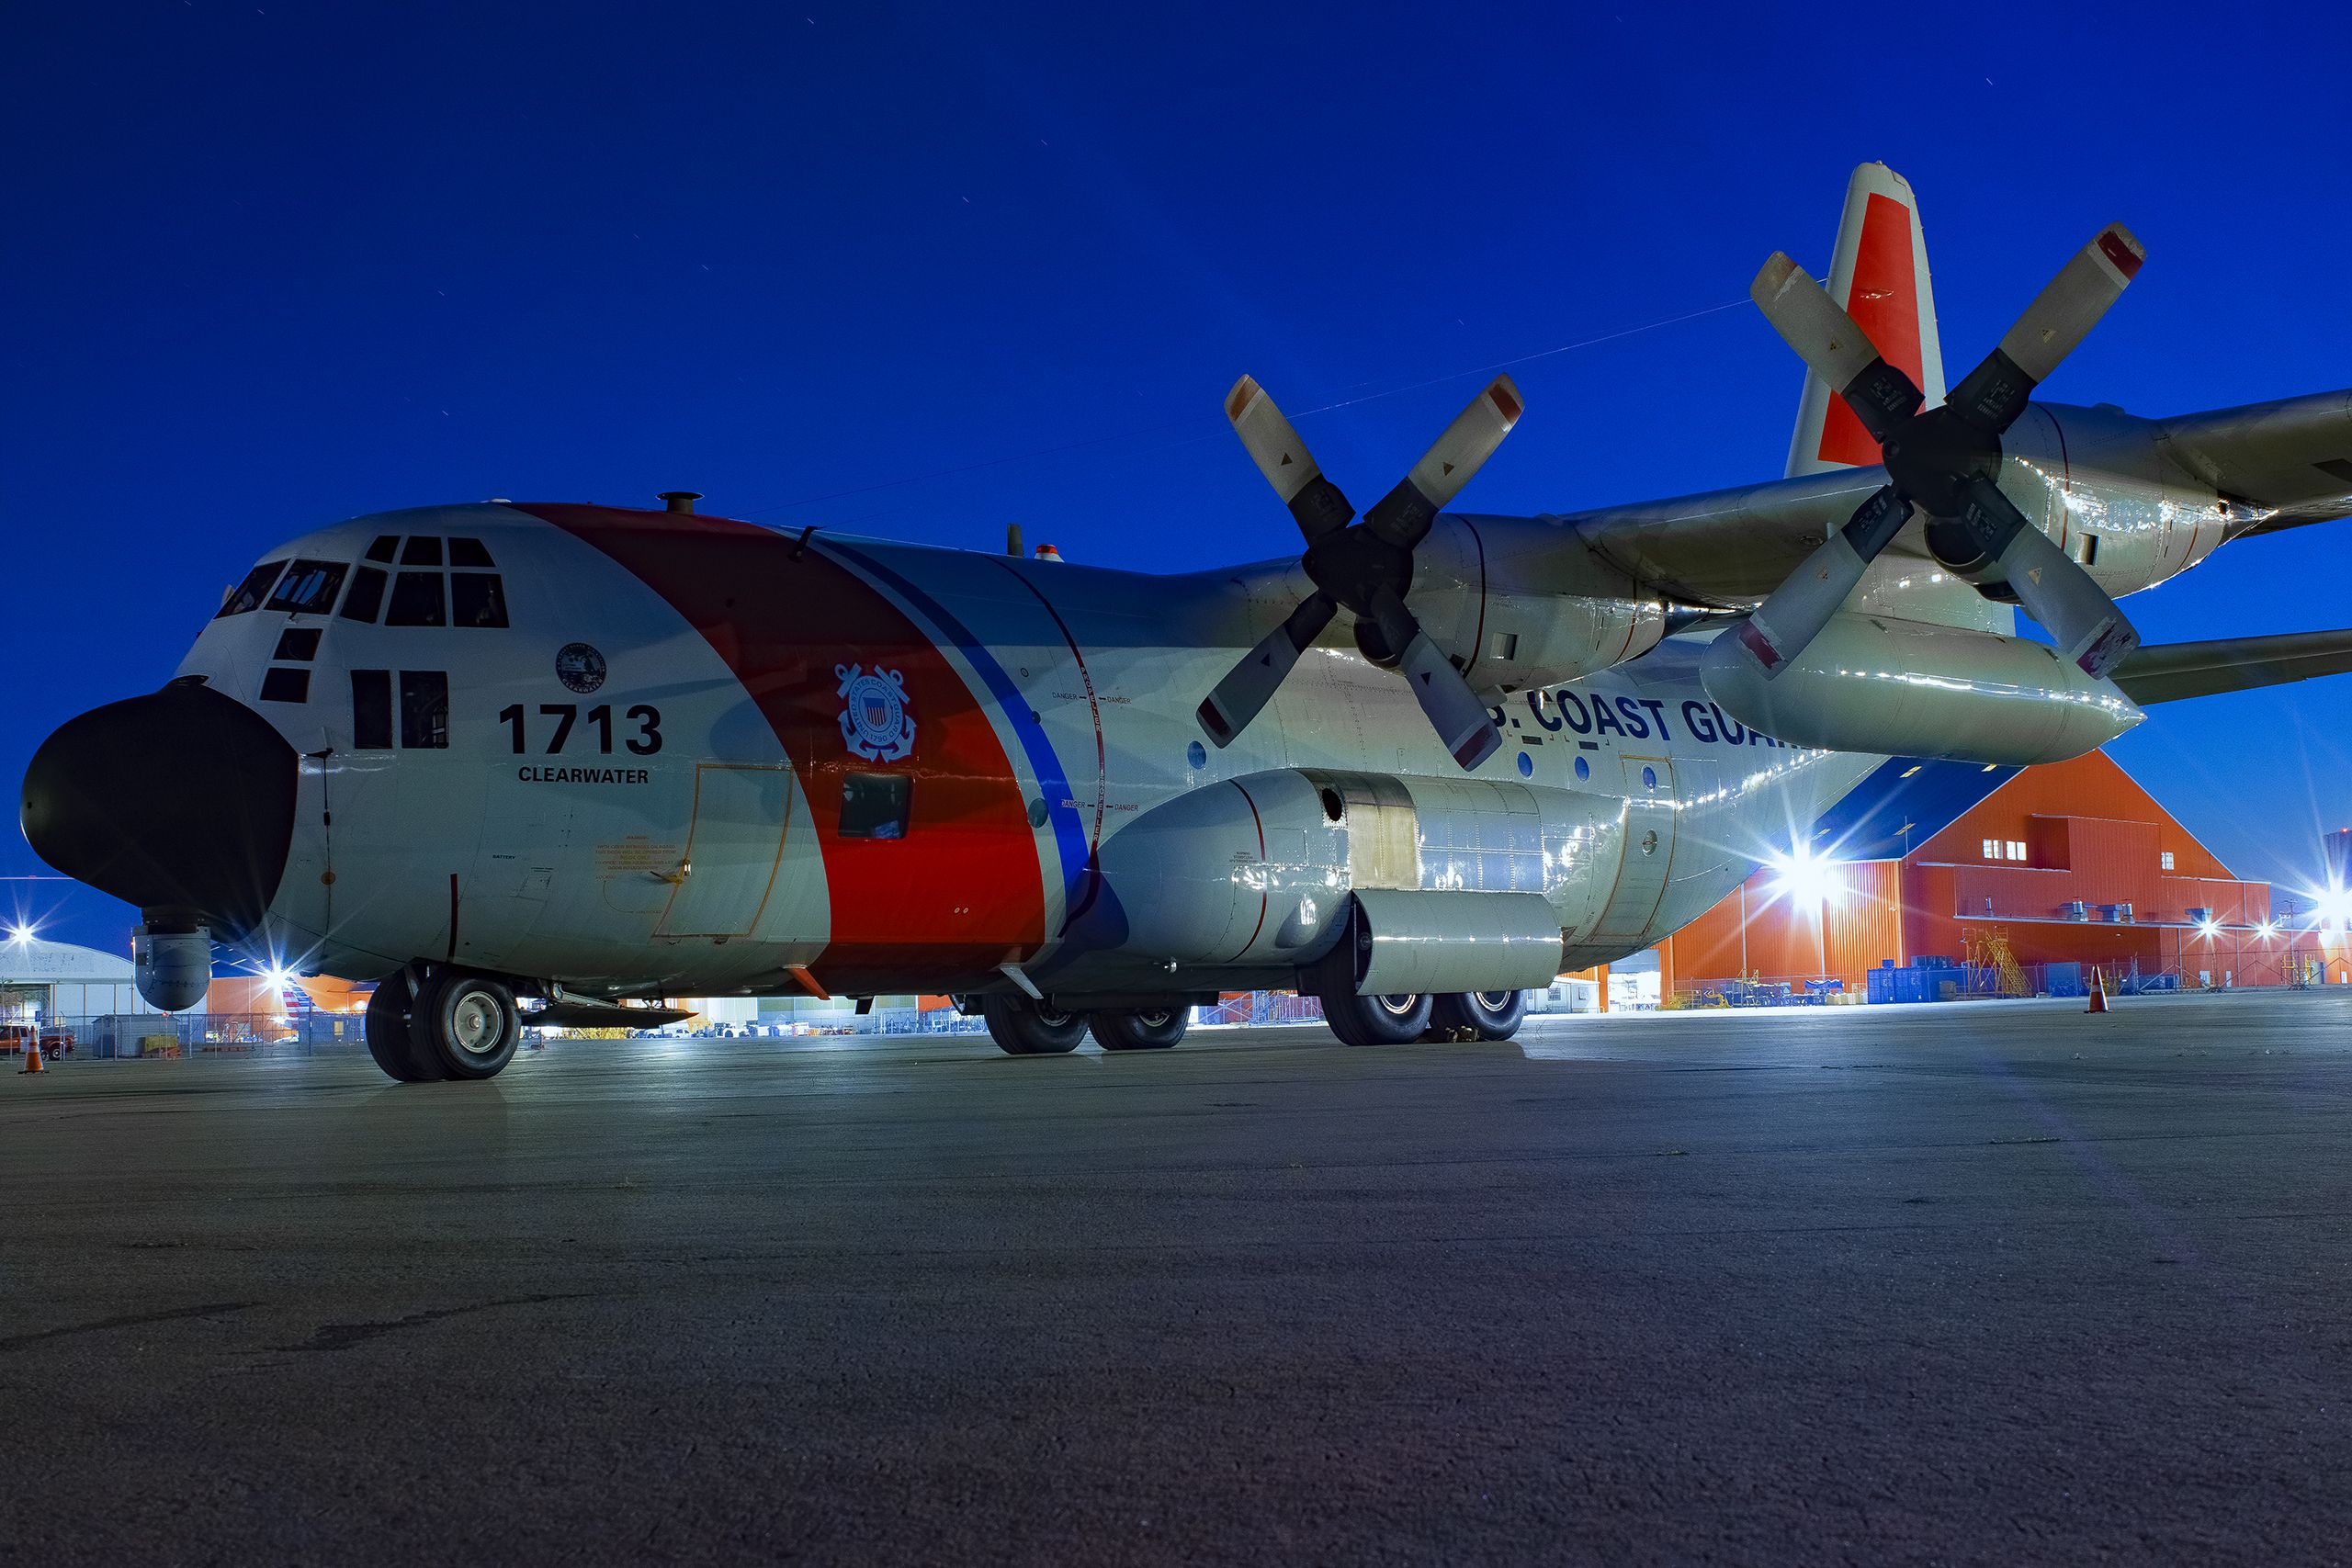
[1736,224,2147,682]
[1197,375,1522,771]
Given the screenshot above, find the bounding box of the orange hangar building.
[1656,750,2346,1001]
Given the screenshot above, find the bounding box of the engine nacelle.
[1406,515,1668,695]
[1699,614,2143,765]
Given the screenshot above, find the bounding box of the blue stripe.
[817,539,1091,912]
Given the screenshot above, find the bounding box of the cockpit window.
[216,560,288,618]
[449,536,495,568]
[450,573,508,628]
[385,571,447,627]
[340,566,388,623]
[400,536,444,567]
[266,559,348,615]
[364,536,399,563]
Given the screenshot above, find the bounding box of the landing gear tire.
[982,994,1088,1055]
[1090,1007,1189,1051]
[413,969,521,1079]
[365,972,445,1083]
[1431,989,1528,1042]
[1318,990,1431,1047]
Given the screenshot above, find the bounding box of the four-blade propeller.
[1197,375,1522,771]
[1736,224,2147,682]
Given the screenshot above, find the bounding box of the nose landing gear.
[364,965,522,1082]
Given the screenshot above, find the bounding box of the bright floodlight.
[2256,920,2278,939]
[2307,885,2352,930]
[2198,919,2220,938]
[6,923,32,943]
[1770,847,1843,907]
[261,961,294,989]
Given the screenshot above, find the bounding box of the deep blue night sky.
[6,1,2350,952]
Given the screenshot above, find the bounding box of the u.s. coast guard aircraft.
[21,164,2352,1078]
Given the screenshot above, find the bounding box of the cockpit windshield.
[266,559,349,615]
[216,559,288,617]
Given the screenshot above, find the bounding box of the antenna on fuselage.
[1005,523,1024,558]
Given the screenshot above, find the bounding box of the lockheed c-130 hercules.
[21,164,2352,1079]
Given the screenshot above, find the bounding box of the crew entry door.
[657,764,792,939]
[1587,755,1679,947]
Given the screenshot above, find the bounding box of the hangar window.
[259,667,311,704]
[2007,840,2027,861]
[386,571,447,627]
[399,671,449,749]
[2160,851,2176,871]
[838,773,911,840]
[351,670,392,749]
[340,565,388,623]
[449,572,508,628]
[448,536,496,567]
[267,559,348,615]
[273,627,322,661]
[364,536,400,563]
[217,559,288,617]
[1982,839,2000,860]
[400,536,444,567]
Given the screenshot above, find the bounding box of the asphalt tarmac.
[3,989,2349,1566]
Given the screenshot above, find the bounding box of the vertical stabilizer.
[1783,164,1946,477]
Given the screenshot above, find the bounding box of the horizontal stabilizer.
[2109,627,2352,705]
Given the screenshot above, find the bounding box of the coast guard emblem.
[835,663,916,761]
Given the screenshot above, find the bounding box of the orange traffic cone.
[19,1036,44,1074]
[2086,972,2109,1014]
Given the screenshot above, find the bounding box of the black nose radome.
[22,681,298,939]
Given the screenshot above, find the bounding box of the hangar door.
[657,764,792,939]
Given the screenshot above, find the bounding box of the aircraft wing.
[2110,627,2352,705]
[1566,387,2352,606]
[2155,389,2352,533]
[1561,466,1888,607]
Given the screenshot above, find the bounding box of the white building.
[0,935,163,1024]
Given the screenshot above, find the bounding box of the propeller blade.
[1950,223,2145,434]
[1749,254,1923,445]
[1362,376,1525,548]
[1225,376,1354,541]
[1367,589,1501,770]
[1733,485,1915,677]
[1952,475,2141,678]
[1196,592,1339,747]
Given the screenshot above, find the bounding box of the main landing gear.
[365,965,522,1082]
[1317,989,1529,1046]
[979,997,1194,1055]
[980,994,1089,1055]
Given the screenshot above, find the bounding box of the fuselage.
[144,501,1878,1001]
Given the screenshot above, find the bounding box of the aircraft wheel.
[1318,990,1431,1047]
[982,994,1088,1055]
[1090,1007,1189,1051]
[1431,989,1529,1041]
[413,969,520,1079]
[365,972,446,1083]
